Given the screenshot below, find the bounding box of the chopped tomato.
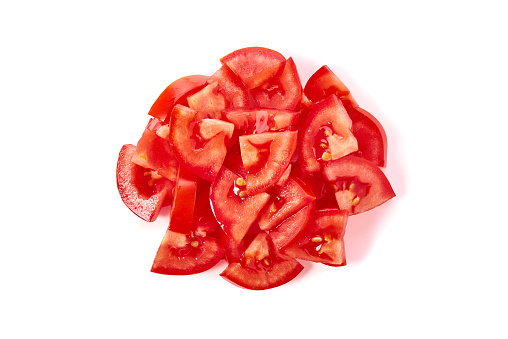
[208,65,250,107]
[220,232,304,290]
[299,95,358,175]
[303,65,357,107]
[187,81,228,120]
[220,47,286,90]
[283,208,348,266]
[322,155,395,214]
[148,75,209,123]
[239,131,298,195]
[168,105,234,181]
[167,165,197,234]
[222,107,299,135]
[268,201,315,250]
[116,144,173,222]
[151,229,225,275]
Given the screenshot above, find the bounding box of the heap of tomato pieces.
[116,47,395,290]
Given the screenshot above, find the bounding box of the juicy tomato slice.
[148,75,209,123]
[257,176,316,231]
[168,164,198,234]
[116,144,173,222]
[208,65,250,108]
[303,65,357,107]
[131,118,179,182]
[322,155,395,214]
[268,201,315,250]
[239,131,298,195]
[210,167,271,243]
[343,101,387,167]
[220,232,304,290]
[220,47,286,90]
[222,107,299,136]
[283,208,348,266]
[168,105,234,181]
[151,229,225,275]
[299,95,358,175]
[251,57,302,111]
[191,179,220,236]
[187,81,228,120]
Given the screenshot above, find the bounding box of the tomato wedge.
[208,65,250,108]
[283,208,348,266]
[268,201,315,250]
[187,81,227,120]
[148,75,209,123]
[210,167,270,243]
[220,232,303,290]
[151,229,225,275]
[322,155,395,214]
[220,47,286,90]
[239,131,298,195]
[222,107,299,135]
[299,95,358,175]
[168,105,234,181]
[303,65,357,107]
[167,165,198,234]
[116,144,173,222]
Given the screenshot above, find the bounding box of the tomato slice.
[220,47,286,90]
[131,118,179,182]
[239,131,298,195]
[169,104,234,181]
[210,167,270,243]
[303,65,357,107]
[251,57,302,110]
[116,144,173,222]
[208,65,250,108]
[299,95,358,175]
[148,75,209,123]
[220,232,304,290]
[268,201,315,250]
[257,176,316,231]
[186,81,228,120]
[192,179,220,236]
[322,155,395,214]
[343,101,387,167]
[283,208,348,266]
[222,107,299,135]
[151,229,225,275]
[167,164,197,234]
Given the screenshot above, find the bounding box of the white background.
[2,1,507,338]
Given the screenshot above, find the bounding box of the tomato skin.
[168,105,234,181]
[220,47,286,90]
[251,57,302,111]
[322,155,395,214]
[168,165,198,234]
[116,144,172,222]
[304,65,357,107]
[151,230,225,275]
[220,232,304,290]
[210,167,271,243]
[148,75,209,123]
[283,208,348,266]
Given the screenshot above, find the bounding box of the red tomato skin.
[168,165,198,234]
[322,155,395,215]
[251,57,302,111]
[220,47,286,90]
[151,230,225,275]
[116,144,172,222]
[304,65,357,107]
[148,75,209,123]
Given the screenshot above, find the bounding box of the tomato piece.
[239,131,298,195]
[187,81,228,120]
[220,47,286,90]
[343,101,387,167]
[151,229,225,275]
[251,57,302,111]
[257,176,316,231]
[131,118,179,182]
[322,155,395,214]
[192,179,220,236]
[208,65,250,108]
[299,95,358,175]
[283,208,348,266]
[210,167,270,243]
[303,65,357,107]
[220,232,304,290]
[222,107,299,135]
[268,201,315,250]
[148,75,209,123]
[167,165,197,234]
[116,144,173,222]
[168,105,234,181]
